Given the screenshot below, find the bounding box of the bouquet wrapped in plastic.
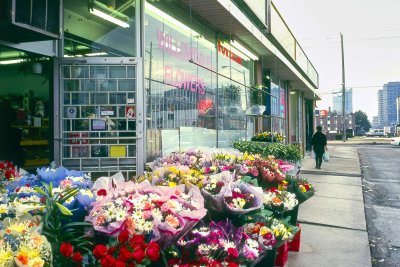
[223,182,264,216]
[200,171,232,212]
[86,180,207,249]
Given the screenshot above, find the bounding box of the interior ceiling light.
[230,40,258,61]
[145,2,200,38]
[85,52,108,56]
[0,59,24,65]
[89,8,130,28]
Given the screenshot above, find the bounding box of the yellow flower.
[259,226,271,235]
[5,220,32,234]
[168,181,177,187]
[31,257,45,267]
[0,245,13,267]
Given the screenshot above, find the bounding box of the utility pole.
[341,33,346,142]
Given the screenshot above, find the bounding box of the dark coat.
[311,131,327,154]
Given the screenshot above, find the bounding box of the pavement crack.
[298,220,367,232]
[300,170,361,177]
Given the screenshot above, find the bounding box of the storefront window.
[270,78,287,137]
[217,42,251,147]
[144,1,218,159]
[63,0,136,57]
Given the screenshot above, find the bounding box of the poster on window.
[125,106,136,119]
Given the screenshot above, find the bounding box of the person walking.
[311,125,327,169]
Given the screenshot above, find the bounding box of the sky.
[273,0,400,120]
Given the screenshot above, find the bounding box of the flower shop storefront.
[144,1,255,162]
[0,0,320,265]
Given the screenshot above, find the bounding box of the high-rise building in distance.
[378,82,400,127]
[332,88,353,115]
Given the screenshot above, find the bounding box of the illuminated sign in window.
[198,99,213,114]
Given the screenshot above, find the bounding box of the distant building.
[332,88,353,115]
[377,89,384,127]
[372,116,379,128]
[378,82,400,127]
[315,110,355,139]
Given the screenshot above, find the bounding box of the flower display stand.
[275,242,289,267]
[288,223,302,252]
[254,247,277,267]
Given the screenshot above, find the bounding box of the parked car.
[390,137,400,146]
[366,129,385,137]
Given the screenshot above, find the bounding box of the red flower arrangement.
[0,160,19,181]
[60,242,83,265]
[93,230,161,267]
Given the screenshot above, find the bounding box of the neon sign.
[164,65,206,95]
[217,41,243,65]
[198,99,213,114]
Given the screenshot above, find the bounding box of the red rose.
[97,189,107,196]
[227,247,239,258]
[5,170,12,179]
[101,255,116,267]
[116,261,126,267]
[131,242,145,251]
[131,249,146,263]
[227,262,239,267]
[145,241,160,261]
[107,246,117,255]
[118,229,130,244]
[118,247,132,262]
[93,244,108,259]
[72,251,83,262]
[60,242,73,258]
[130,235,145,244]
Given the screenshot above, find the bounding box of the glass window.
[144,1,218,159]
[63,0,136,57]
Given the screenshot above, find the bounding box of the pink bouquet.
[223,182,263,216]
[86,180,207,249]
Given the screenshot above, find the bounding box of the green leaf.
[55,202,73,216]
[34,187,47,196]
[261,209,273,217]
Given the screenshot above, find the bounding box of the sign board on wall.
[320,110,328,118]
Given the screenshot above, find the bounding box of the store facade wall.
[0,0,319,176]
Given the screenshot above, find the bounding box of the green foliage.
[35,182,93,262]
[354,110,371,132]
[249,84,266,106]
[232,141,302,162]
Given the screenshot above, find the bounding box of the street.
[359,144,400,266]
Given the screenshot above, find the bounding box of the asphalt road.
[359,144,400,266]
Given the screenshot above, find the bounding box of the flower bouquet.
[86,180,207,249]
[201,171,232,212]
[223,182,263,216]
[0,215,52,267]
[244,156,287,188]
[139,165,204,188]
[263,187,298,213]
[0,160,20,187]
[287,177,316,204]
[168,220,267,267]
[92,230,161,267]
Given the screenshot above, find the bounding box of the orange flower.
[165,214,180,228]
[272,197,282,206]
[16,252,29,265]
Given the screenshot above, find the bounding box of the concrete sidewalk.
[288,144,372,267]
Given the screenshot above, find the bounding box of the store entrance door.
[58,57,143,179]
